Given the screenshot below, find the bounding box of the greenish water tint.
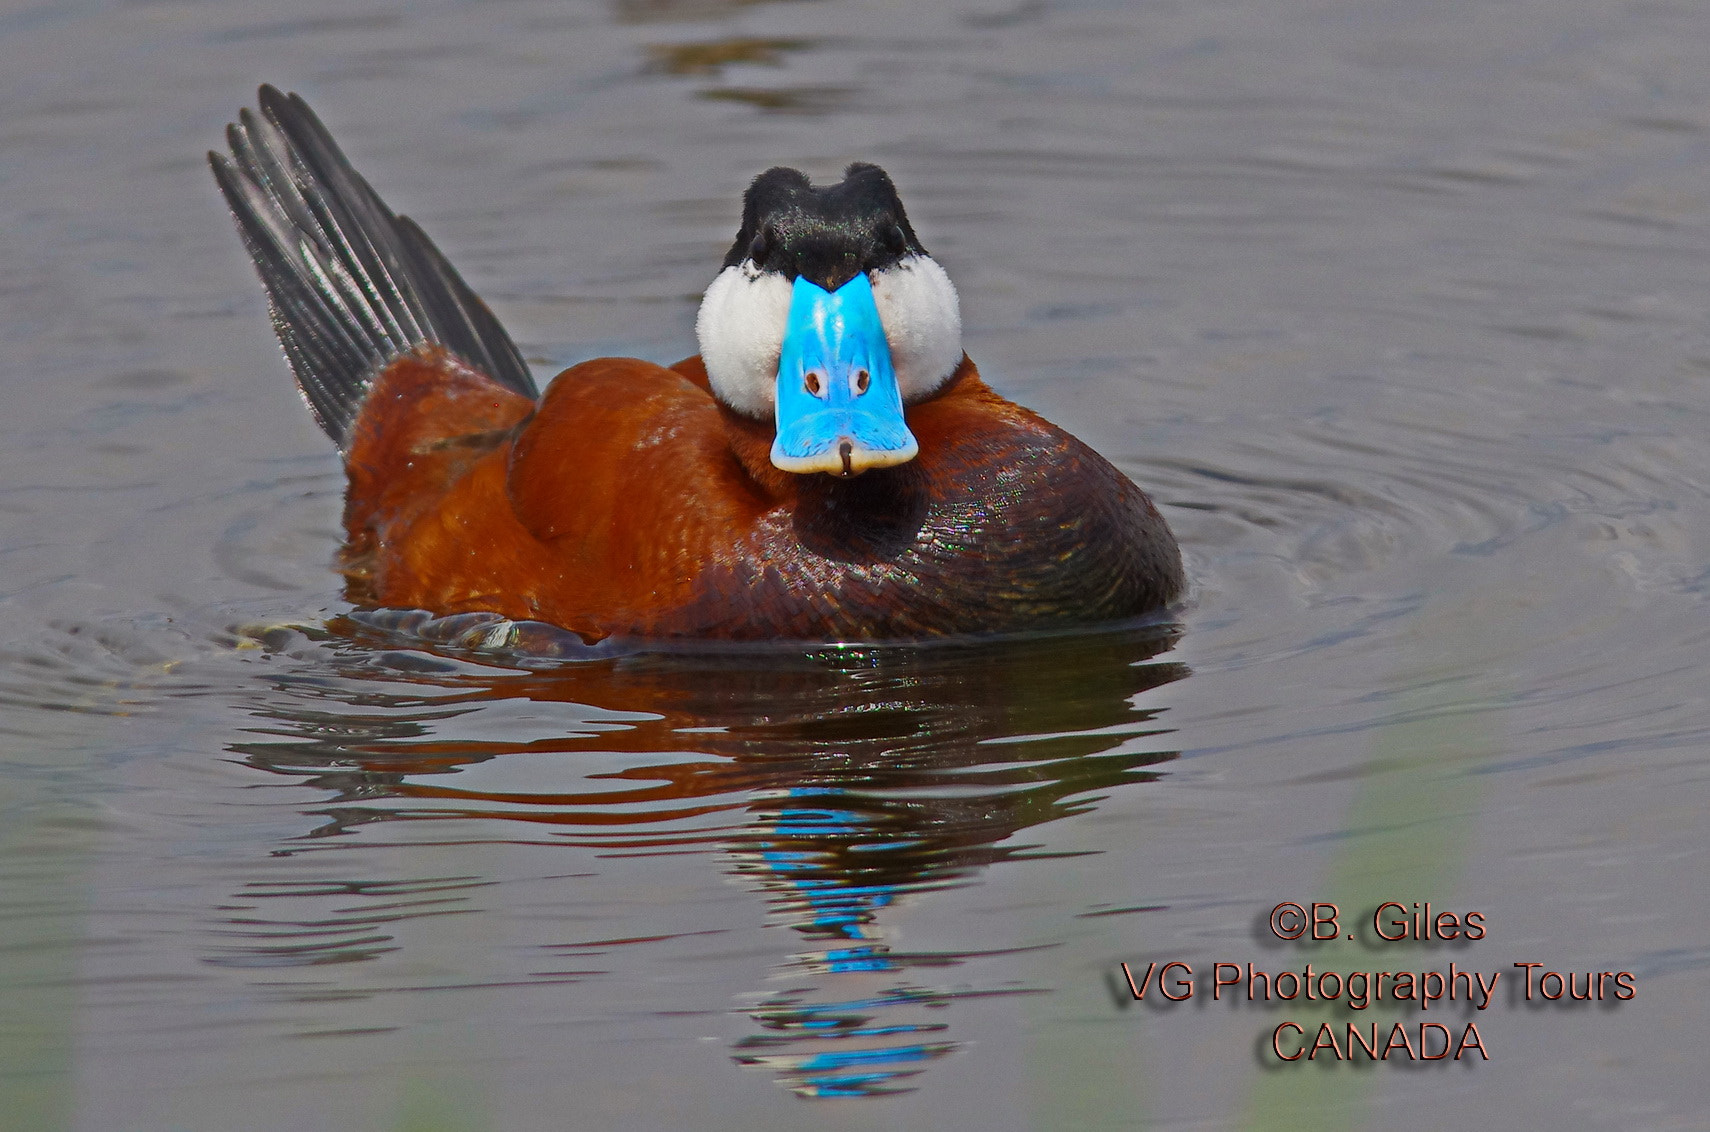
[0,790,91,1132]
[1242,593,1507,1128]
[393,1079,488,1132]
[3,0,1709,1126]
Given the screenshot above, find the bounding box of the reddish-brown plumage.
[337,347,1182,642]
[211,90,1183,641]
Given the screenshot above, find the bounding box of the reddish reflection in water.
[227,618,1185,1095]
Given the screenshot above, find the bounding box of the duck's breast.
[661,371,1183,638]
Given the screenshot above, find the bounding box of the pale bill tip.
[770,434,920,476]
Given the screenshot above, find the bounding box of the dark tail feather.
[210,85,537,447]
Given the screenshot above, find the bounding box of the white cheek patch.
[696,263,792,419]
[697,254,964,418]
[871,255,962,403]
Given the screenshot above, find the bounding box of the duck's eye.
[853,369,870,395]
[881,224,907,254]
[748,232,769,264]
[804,370,823,396]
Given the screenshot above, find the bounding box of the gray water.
[2,0,1708,1128]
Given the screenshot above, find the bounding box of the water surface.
[2,0,1708,1128]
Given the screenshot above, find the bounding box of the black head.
[723,164,928,292]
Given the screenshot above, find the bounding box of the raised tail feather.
[209,85,538,447]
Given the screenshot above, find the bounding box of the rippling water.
[3,0,1709,1128]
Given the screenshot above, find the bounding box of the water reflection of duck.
[231,621,1187,1097]
[243,619,1187,849]
[211,87,1183,642]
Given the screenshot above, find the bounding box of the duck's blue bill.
[771,273,919,476]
